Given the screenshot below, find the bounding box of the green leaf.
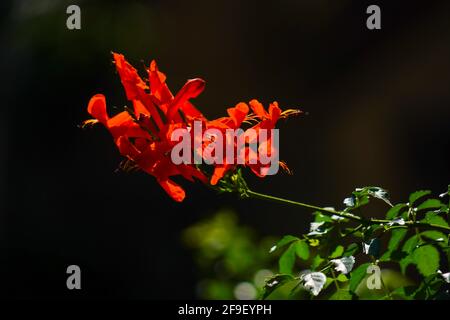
[330,245,344,258]
[402,235,419,254]
[279,243,297,274]
[313,212,333,223]
[399,235,419,273]
[270,235,299,253]
[336,273,349,282]
[421,212,449,227]
[416,199,442,211]
[261,274,295,300]
[386,203,407,219]
[330,289,352,300]
[413,245,440,277]
[421,230,447,243]
[388,229,408,251]
[381,229,408,262]
[409,190,431,206]
[349,262,371,293]
[311,255,325,270]
[399,256,414,274]
[294,240,310,260]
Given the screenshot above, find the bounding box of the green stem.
[246,190,450,233]
[247,190,362,221]
[330,268,340,291]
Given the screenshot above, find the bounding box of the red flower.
[245,99,282,177]
[86,53,207,202]
[203,102,250,185]
[85,53,300,201]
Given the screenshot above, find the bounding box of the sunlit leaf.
[421,212,448,227]
[349,262,371,293]
[330,245,344,258]
[399,255,414,274]
[270,235,299,253]
[294,240,310,260]
[409,190,431,206]
[330,289,352,300]
[416,199,442,211]
[311,254,325,269]
[413,245,440,277]
[336,273,349,282]
[402,235,419,254]
[388,229,408,251]
[313,212,333,223]
[386,203,407,219]
[421,230,447,243]
[399,234,420,273]
[279,243,297,274]
[261,274,295,300]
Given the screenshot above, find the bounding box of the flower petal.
[113,53,148,101]
[149,59,173,105]
[167,78,205,121]
[87,94,109,125]
[227,102,249,128]
[268,101,281,123]
[158,178,185,202]
[211,164,233,185]
[249,99,268,119]
[116,136,141,159]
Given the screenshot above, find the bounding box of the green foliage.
[413,245,439,277]
[261,186,450,300]
[279,243,297,274]
[260,274,295,300]
[386,204,407,219]
[349,263,371,293]
[185,184,450,300]
[409,190,431,206]
[295,240,310,260]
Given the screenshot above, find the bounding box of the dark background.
[1,0,449,299]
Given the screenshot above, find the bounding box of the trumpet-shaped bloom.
[85,53,300,201]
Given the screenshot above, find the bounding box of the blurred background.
[1,0,449,299]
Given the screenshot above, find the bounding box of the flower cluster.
[84,53,300,201]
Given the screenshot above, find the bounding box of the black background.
[1,0,449,299]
